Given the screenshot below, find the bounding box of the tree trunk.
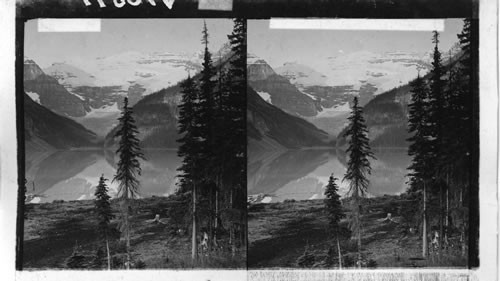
[192,182,198,261]
[230,188,233,206]
[208,184,213,254]
[460,189,466,257]
[214,181,219,251]
[336,234,342,269]
[123,199,131,270]
[445,174,449,248]
[439,183,443,259]
[423,181,427,258]
[243,222,247,249]
[106,237,111,270]
[231,226,236,257]
[126,214,130,269]
[357,202,362,268]
[215,185,219,229]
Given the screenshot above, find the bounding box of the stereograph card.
[0,0,497,281]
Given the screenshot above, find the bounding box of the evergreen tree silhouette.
[94,174,114,269]
[112,97,144,269]
[342,96,374,267]
[177,74,201,261]
[324,174,345,268]
[406,74,433,257]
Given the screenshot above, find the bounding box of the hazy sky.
[25,19,234,68]
[249,19,465,68]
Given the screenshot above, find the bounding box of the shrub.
[66,252,87,269]
[135,260,146,269]
[367,258,378,268]
[296,247,315,268]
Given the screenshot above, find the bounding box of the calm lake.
[248,148,410,203]
[25,149,181,204]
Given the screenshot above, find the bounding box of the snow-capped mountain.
[25,49,211,138]
[276,62,328,89]
[44,62,98,89]
[249,50,437,137]
[78,51,202,93]
[247,54,319,117]
[43,51,204,107]
[274,51,433,108]
[24,58,88,118]
[24,58,45,80]
[321,50,431,93]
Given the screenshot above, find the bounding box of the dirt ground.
[23,196,245,269]
[248,195,468,268]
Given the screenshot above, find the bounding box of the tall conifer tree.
[407,74,431,257]
[342,96,374,267]
[113,97,144,269]
[177,75,201,261]
[460,18,479,267]
[223,19,247,246]
[199,21,218,253]
[428,31,445,257]
[227,18,247,199]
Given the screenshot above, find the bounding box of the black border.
[16,0,476,19]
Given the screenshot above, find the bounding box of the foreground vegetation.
[248,196,467,268]
[23,196,245,269]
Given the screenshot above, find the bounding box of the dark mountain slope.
[24,93,98,150]
[247,86,329,153]
[24,59,87,117]
[248,59,319,117]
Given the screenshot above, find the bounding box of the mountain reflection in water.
[25,149,181,203]
[248,149,410,203]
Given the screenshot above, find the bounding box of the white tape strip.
[38,19,101,32]
[198,0,232,11]
[270,19,445,31]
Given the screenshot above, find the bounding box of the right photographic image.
[247,19,479,269]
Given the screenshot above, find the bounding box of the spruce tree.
[461,18,479,267]
[438,18,479,266]
[198,20,217,254]
[224,18,247,246]
[94,174,114,270]
[198,20,217,168]
[324,174,345,268]
[227,18,247,190]
[342,96,374,267]
[177,75,200,192]
[112,97,144,269]
[177,74,201,261]
[428,31,445,258]
[406,74,432,257]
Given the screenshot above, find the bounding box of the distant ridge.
[24,93,99,152]
[247,86,329,154]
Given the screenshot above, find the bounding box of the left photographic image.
[21,18,246,269]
